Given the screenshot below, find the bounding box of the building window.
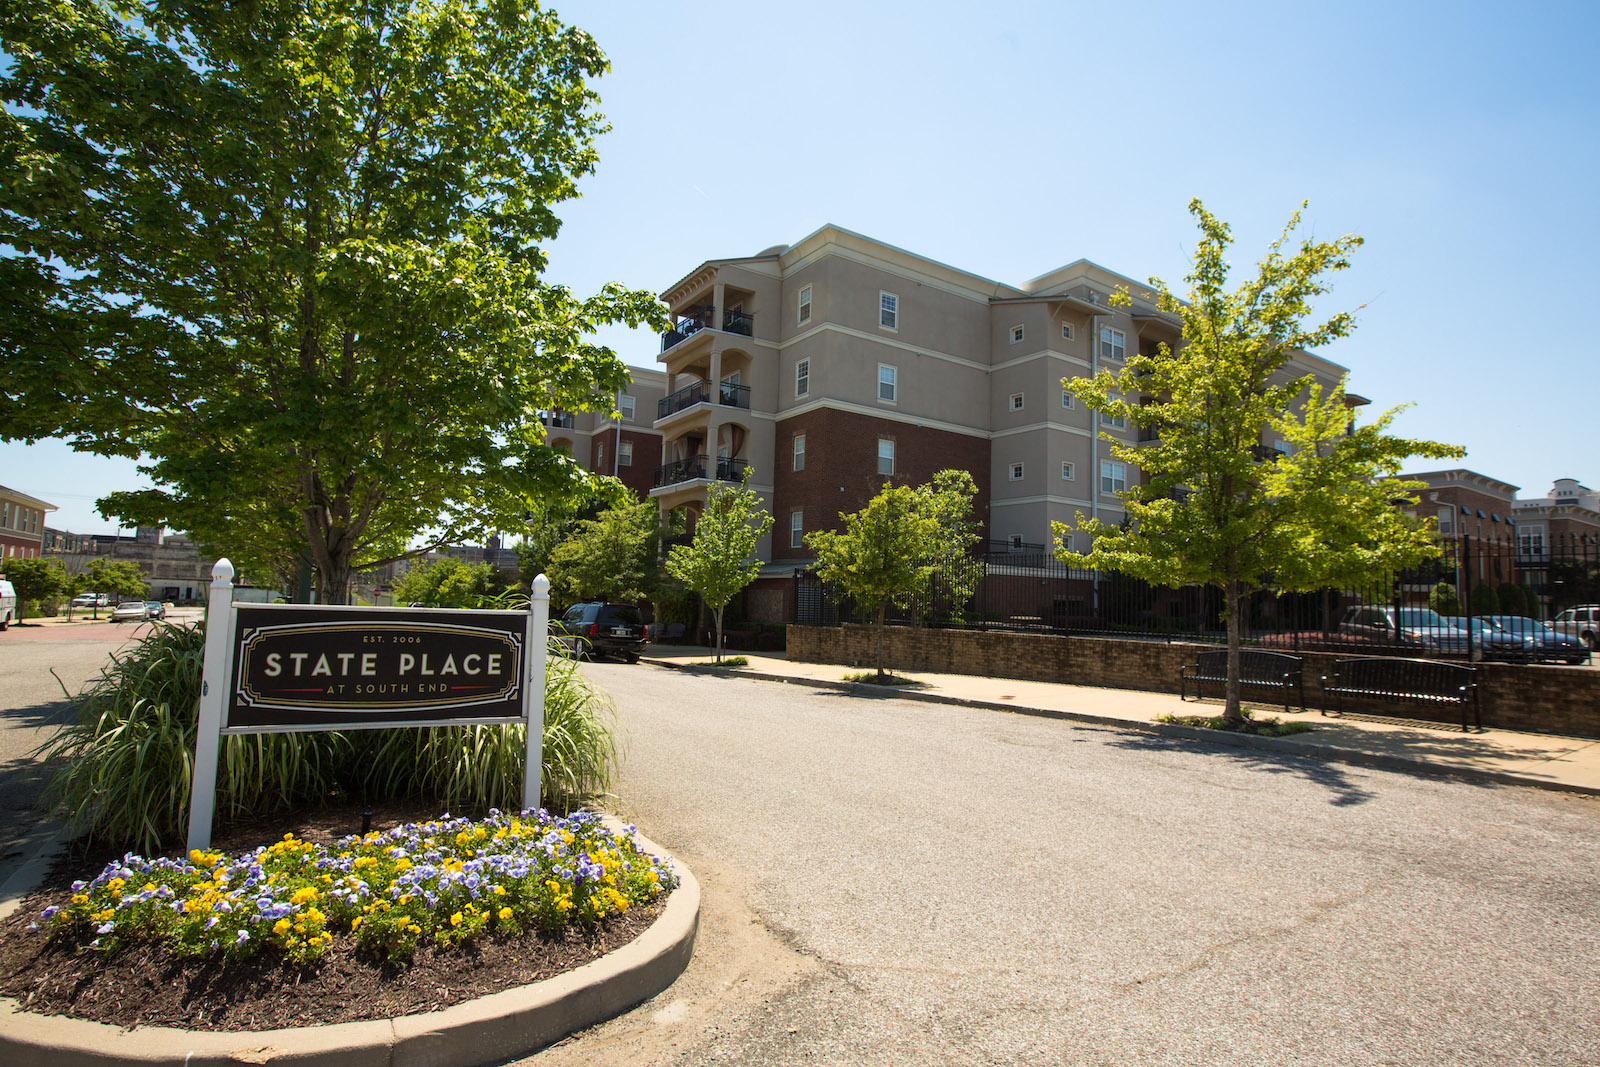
[1437,508,1454,535]
[879,291,898,330]
[619,394,635,420]
[596,442,605,469]
[878,438,895,476]
[1010,324,1024,344]
[795,358,810,398]
[1061,322,1074,340]
[1009,392,1024,412]
[1100,460,1126,494]
[793,433,806,471]
[1010,463,1024,481]
[1009,534,1024,550]
[618,441,633,467]
[1061,462,1075,480]
[791,511,804,548]
[1100,410,1126,430]
[1061,390,1074,409]
[1100,326,1125,361]
[1518,526,1546,556]
[878,363,897,403]
[798,285,812,324]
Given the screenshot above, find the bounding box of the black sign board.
[227,605,527,731]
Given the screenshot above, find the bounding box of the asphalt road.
[536,661,1600,1067]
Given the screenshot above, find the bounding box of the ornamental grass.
[33,810,675,966]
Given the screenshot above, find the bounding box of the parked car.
[0,579,15,631]
[1441,616,1528,660]
[1339,605,1469,654]
[1549,605,1599,651]
[1482,615,1589,664]
[553,602,646,663]
[71,592,109,609]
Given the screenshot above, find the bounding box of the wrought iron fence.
[794,534,1599,664]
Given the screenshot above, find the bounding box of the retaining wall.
[786,624,1600,737]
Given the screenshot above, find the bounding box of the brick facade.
[788,624,1600,737]
[589,427,663,501]
[771,408,991,561]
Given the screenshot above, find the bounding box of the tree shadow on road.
[1102,731,1394,807]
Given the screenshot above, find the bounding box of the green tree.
[1429,581,1462,617]
[86,558,150,603]
[1056,200,1463,722]
[391,555,504,608]
[665,472,774,662]
[2,556,63,624]
[807,470,981,681]
[1470,583,1500,617]
[546,500,659,606]
[1495,581,1528,618]
[1,0,666,603]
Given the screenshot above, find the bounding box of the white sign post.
[185,565,551,852]
[186,558,237,854]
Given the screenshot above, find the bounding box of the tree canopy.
[2,556,63,623]
[1056,200,1463,720]
[807,470,980,680]
[0,0,666,602]
[665,472,773,662]
[545,499,658,606]
[390,554,507,609]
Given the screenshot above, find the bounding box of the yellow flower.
[498,907,513,921]
[394,858,413,873]
[351,917,362,932]
[290,886,319,905]
[273,918,292,935]
[71,894,89,905]
[450,912,463,927]
[492,885,507,897]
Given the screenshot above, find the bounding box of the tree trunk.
[876,600,888,681]
[714,605,724,664]
[1224,579,1244,722]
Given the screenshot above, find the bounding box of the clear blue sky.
[6,0,1598,533]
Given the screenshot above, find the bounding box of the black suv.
[554,602,646,663]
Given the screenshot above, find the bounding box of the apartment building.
[542,368,668,502]
[0,484,56,560]
[642,225,1353,582]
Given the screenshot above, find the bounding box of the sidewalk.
[641,645,1600,796]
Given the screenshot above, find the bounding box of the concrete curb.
[0,825,699,1067]
[648,658,1600,798]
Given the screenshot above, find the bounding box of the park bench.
[1321,657,1480,732]
[1179,649,1306,713]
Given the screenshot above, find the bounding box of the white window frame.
[1100,460,1126,495]
[1009,534,1024,550]
[1009,462,1025,481]
[798,284,812,325]
[877,363,897,404]
[790,511,804,548]
[1009,392,1024,412]
[793,433,806,471]
[1100,326,1126,361]
[1436,507,1454,535]
[879,291,898,331]
[1010,324,1025,344]
[1061,389,1075,410]
[1100,410,1126,430]
[877,438,895,476]
[618,440,633,467]
[618,394,635,420]
[1061,322,1074,340]
[795,357,810,398]
[1061,461,1075,481]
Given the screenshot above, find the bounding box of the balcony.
[653,454,750,489]
[659,306,754,352]
[657,379,752,419]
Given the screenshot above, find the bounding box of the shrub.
[39,623,620,855]
[1469,583,1500,616]
[1428,581,1461,617]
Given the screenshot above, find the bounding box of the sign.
[228,606,525,730]
[185,559,551,851]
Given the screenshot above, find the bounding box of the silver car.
[1339,605,1469,654]
[1549,605,1599,651]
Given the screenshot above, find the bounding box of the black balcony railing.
[653,454,750,489]
[657,379,752,419]
[658,305,754,351]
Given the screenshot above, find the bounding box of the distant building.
[0,484,56,560]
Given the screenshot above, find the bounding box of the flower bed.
[34,809,677,967]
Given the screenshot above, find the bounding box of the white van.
[0,579,16,631]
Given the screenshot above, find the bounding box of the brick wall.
[787,624,1600,738]
[772,408,990,560]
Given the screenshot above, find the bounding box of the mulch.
[0,799,667,1032]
